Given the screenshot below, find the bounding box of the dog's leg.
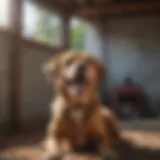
[63,153,102,160]
[41,137,60,160]
[42,101,73,160]
[98,137,119,160]
[102,108,120,142]
[42,137,73,160]
[42,121,72,160]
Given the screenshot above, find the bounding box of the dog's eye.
[84,59,91,64]
[65,59,73,66]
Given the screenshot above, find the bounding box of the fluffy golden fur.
[42,51,120,160]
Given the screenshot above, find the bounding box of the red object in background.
[114,86,145,118]
[116,86,142,95]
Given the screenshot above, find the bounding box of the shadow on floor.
[0,128,160,160]
[115,137,160,160]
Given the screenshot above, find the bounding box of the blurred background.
[0,0,160,159]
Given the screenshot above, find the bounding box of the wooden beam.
[86,0,95,6]
[77,0,95,6]
[61,15,70,49]
[93,0,113,6]
[9,0,22,131]
[70,0,78,7]
[76,2,160,17]
[32,0,73,16]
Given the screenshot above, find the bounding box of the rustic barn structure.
[0,0,159,132]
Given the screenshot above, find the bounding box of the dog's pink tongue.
[76,84,86,92]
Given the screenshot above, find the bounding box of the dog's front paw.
[103,153,119,160]
[63,153,102,160]
[41,152,61,160]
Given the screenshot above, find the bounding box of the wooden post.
[61,15,70,49]
[9,0,22,131]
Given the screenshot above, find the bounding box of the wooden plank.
[61,15,70,49]
[9,0,22,131]
[32,0,72,16]
[23,38,64,53]
[86,0,95,6]
[94,0,113,4]
[75,0,87,6]
[76,2,160,16]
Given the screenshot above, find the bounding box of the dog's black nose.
[78,63,86,73]
[75,63,86,82]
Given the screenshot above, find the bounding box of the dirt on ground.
[0,128,160,160]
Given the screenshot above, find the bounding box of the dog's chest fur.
[69,109,85,125]
[67,106,86,125]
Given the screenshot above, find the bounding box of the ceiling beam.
[32,0,73,16]
[76,0,95,6]
[70,0,78,7]
[76,2,160,17]
[86,0,95,6]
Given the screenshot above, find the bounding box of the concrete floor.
[120,118,160,130]
[0,120,160,160]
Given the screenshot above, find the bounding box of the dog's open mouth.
[70,83,87,93]
[68,79,88,93]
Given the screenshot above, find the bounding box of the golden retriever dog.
[42,51,120,160]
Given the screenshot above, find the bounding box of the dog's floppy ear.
[98,63,105,82]
[92,58,105,83]
[43,54,61,82]
[97,62,105,83]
